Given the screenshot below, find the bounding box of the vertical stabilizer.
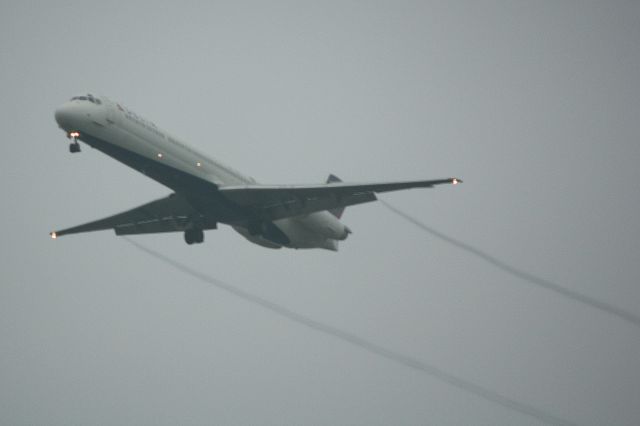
[326,174,345,218]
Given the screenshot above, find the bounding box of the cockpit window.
[70,94,101,104]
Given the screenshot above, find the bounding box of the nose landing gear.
[67,131,81,153]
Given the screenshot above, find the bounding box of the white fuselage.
[54,94,349,250]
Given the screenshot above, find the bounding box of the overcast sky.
[1,1,639,425]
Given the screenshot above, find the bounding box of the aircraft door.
[104,99,118,126]
[84,94,109,127]
[106,104,117,125]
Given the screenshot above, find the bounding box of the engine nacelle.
[297,211,352,241]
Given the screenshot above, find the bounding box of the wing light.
[50,231,57,239]
[157,153,164,159]
[69,131,80,138]
[452,178,460,185]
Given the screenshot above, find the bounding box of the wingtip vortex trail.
[380,200,640,329]
[123,236,579,426]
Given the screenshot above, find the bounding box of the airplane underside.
[51,94,460,250]
[59,133,345,249]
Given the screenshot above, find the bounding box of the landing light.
[196,162,202,167]
[157,153,163,159]
[452,178,461,185]
[50,232,57,239]
[69,131,80,138]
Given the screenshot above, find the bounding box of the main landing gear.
[68,131,81,153]
[184,228,204,245]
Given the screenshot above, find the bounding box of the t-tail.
[326,174,346,218]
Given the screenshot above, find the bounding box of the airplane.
[51,93,462,251]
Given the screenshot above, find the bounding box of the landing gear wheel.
[184,230,195,245]
[184,229,204,245]
[69,141,81,153]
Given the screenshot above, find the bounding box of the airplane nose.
[54,102,81,130]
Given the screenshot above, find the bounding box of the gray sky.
[1,1,639,425]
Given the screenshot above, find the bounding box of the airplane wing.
[220,177,461,222]
[51,193,217,238]
[51,178,461,238]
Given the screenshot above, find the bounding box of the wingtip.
[452,178,463,185]
[50,231,57,239]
